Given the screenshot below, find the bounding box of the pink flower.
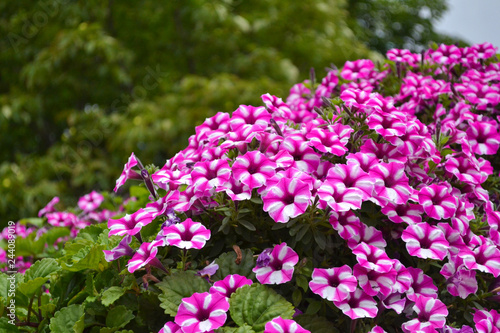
[370,161,412,205]
[333,288,378,319]
[402,295,448,333]
[309,265,357,302]
[46,212,77,227]
[191,160,231,196]
[38,196,59,217]
[262,178,311,223]
[341,59,375,81]
[209,274,253,298]
[474,309,500,333]
[159,322,183,333]
[78,191,104,212]
[458,242,500,277]
[418,184,458,220]
[317,182,363,212]
[305,127,351,156]
[352,242,394,273]
[108,209,154,236]
[264,317,310,333]
[229,105,271,132]
[232,151,276,189]
[466,121,500,155]
[114,152,141,192]
[401,223,450,261]
[103,235,134,262]
[381,202,423,224]
[253,243,299,285]
[440,257,477,299]
[175,292,230,333]
[163,218,211,250]
[406,267,438,301]
[353,263,396,297]
[127,240,164,273]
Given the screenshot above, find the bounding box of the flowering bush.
[2,42,500,333]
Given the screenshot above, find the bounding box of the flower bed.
[2,42,500,333]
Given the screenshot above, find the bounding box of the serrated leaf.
[49,304,85,333]
[295,315,339,333]
[106,305,134,328]
[229,284,294,332]
[75,224,107,243]
[157,271,210,316]
[14,233,45,257]
[24,258,60,280]
[60,241,107,272]
[101,286,126,307]
[41,227,71,246]
[216,324,255,333]
[17,277,48,298]
[214,249,255,281]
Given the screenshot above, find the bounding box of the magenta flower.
[455,82,500,110]
[108,209,154,236]
[474,309,500,333]
[317,182,364,212]
[381,202,423,224]
[253,243,299,285]
[232,151,277,189]
[440,257,477,299]
[401,223,450,261]
[329,211,362,241]
[323,163,375,201]
[209,274,252,298]
[333,288,378,320]
[402,295,448,333]
[418,184,458,220]
[229,105,271,132]
[352,242,394,273]
[309,265,357,302]
[103,235,134,262]
[458,242,500,277]
[175,292,230,333]
[305,127,350,156]
[367,110,406,139]
[264,317,310,333]
[38,196,59,217]
[341,59,375,81]
[78,191,104,212]
[406,267,438,301]
[353,264,396,297]
[46,212,77,227]
[159,322,183,333]
[163,218,211,250]
[191,160,231,196]
[262,178,311,223]
[370,161,412,205]
[466,121,500,155]
[114,152,141,192]
[127,240,164,273]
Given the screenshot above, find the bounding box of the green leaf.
[157,271,210,316]
[17,277,48,298]
[214,249,255,280]
[0,317,19,332]
[216,324,255,333]
[19,217,44,228]
[295,275,309,292]
[229,284,294,332]
[101,286,126,307]
[24,258,60,280]
[75,224,107,243]
[106,305,134,328]
[60,240,107,272]
[41,227,71,247]
[18,259,61,297]
[14,232,45,257]
[295,315,339,333]
[305,300,322,315]
[49,304,85,333]
[238,219,256,231]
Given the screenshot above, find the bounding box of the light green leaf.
[17,277,47,298]
[106,305,134,328]
[214,249,254,280]
[157,271,210,316]
[24,258,60,280]
[49,304,85,333]
[229,284,294,332]
[41,227,70,247]
[101,286,126,307]
[60,241,107,272]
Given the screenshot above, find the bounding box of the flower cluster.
[4,42,500,333]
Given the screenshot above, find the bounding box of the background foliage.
[0,0,456,224]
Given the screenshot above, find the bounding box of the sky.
[434,0,500,49]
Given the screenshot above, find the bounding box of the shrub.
[2,42,500,332]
